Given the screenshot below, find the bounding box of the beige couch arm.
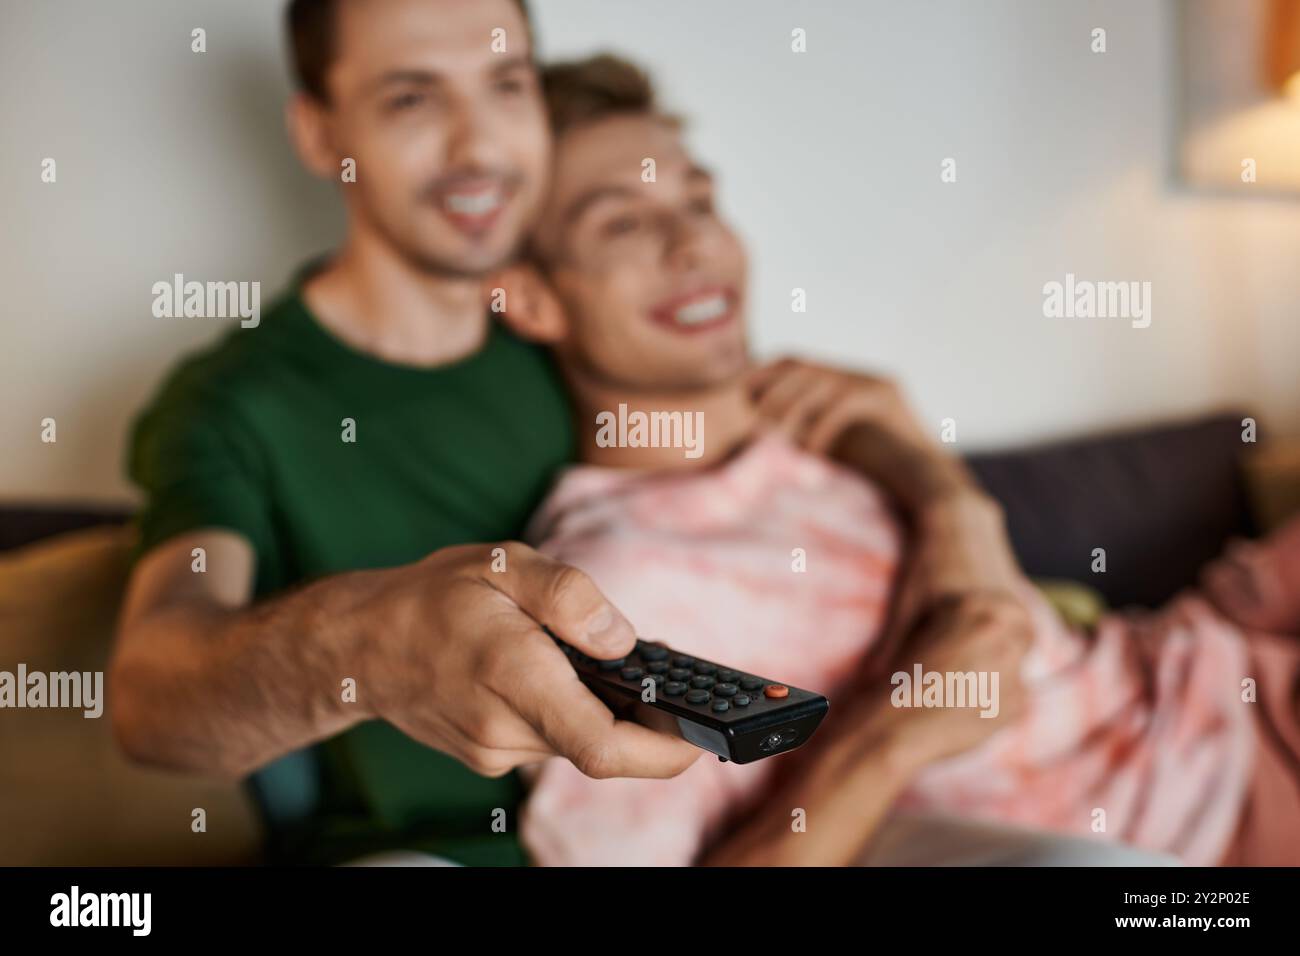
[1244,442,1300,533]
[0,525,260,865]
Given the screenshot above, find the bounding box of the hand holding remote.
[547,628,830,764]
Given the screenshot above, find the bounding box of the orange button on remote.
[764,684,789,699]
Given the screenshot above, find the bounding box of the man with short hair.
[111,1,1048,869]
[498,54,1294,868]
[110,0,698,866]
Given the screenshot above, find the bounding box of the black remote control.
[547,628,829,764]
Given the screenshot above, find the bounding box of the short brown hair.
[541,54,676,136]
[286,0,533,103]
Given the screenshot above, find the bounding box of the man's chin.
[698,345,751,388]
[649,362,752,394]
[403,245,519,281]
[394,223,524,280]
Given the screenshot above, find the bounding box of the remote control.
[546,628,829,764]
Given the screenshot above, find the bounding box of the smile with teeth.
[673,293,729,326]
[443,190,503,216]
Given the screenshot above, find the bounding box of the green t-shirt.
[127,278,574,866]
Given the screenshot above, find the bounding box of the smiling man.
[110,0,698,867]
[456,51,1300,871]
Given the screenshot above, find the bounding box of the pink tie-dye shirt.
[521,433,1256,866]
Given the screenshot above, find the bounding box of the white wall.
[3,0,1299,504]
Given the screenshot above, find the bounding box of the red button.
[764,684,789,699]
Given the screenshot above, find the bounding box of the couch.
[2,409,1295,865]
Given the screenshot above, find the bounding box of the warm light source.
[1266,0,1300,99]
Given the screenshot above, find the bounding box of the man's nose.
[443,96,502,168]
[663,215,708,270]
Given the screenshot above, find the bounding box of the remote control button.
[764,684,790,699]
[598,658,626,671]
[685,689,711,705]
[647,661,670,674]
[672,655,695,668]
[714,683,738,697]
[739,676,764,691]
[664,681,687,696]
[717,669,740,683]
[689,675,716,690]
[640,645,670,662]
[711,699,730,713]
[668,667,692,681]
[620,666,643,681]
[647,672,666,686]
[693,662,717,676]
[733,694,752,707]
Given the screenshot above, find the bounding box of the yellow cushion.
[1032,578,1108,631]
[0,525,260,864]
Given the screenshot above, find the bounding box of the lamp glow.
[1285,70,1300,100]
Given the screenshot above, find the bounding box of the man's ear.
[484,265,569,343]
[286,92,338,180]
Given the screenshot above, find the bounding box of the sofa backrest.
[967,411,1256,608]
[0,410,1265,858]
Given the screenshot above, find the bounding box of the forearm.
[110,569,378,779]
[701,704,924,866]
[833,422,1026,594]
[912,492,1027,595]
[830,421,978,516]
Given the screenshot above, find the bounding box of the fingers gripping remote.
[545,628,830,763]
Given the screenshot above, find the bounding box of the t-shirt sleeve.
[127,379,282,592]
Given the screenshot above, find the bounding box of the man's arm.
[703,590,1032,866]
[112,530,371,778]
[748,357,987,514]
[111,530,700,782]
[747,358,1031,656]
[701,698,920,866]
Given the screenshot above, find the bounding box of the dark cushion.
[1,411,1257,610]
[967,412,1256,609]
[0,506,131,553]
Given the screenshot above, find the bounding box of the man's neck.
[568,367,758,472]
[301,225,488,368]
